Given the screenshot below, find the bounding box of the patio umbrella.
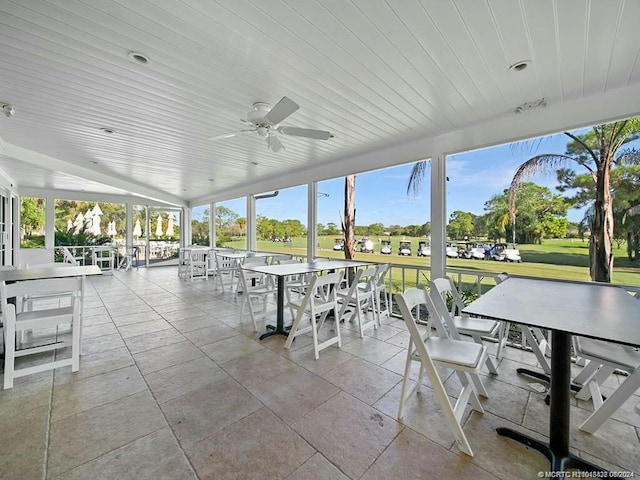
[107,221,116,236]
[155,214,163,237]
[89,209,102,235]
[73,213,84,235]
[133,219,142,238]
[166,214,174,237]
[66,219,73,232]
[91,203,103,216]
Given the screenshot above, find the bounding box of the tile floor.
[0,267,638,479]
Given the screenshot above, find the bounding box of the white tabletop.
[0,265,102,282]
[241,263,321,277]
[308,259,373,269]
[463,276,640,347]
[217,251,272,259]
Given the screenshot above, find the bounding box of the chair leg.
[71,314,80,372]
[4,320,15,389]
[472,333,499,375]
[397,341,415,420]
[579,368,640,434]
[573,359,601,386]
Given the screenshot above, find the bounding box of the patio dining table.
[462,275,640,474]
[242,258,373,340]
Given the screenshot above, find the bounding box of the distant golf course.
[224,236,640,290]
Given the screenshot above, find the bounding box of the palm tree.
[509,119,640,282]
[341,175,357,260]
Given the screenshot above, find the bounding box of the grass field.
[223,236,640,289]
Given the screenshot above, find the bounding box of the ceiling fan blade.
[267,135,284,153]
[208,129,255,141]
[264,96,299,125]
[277,126,333,140]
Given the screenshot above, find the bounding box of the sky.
[193,130,596,227]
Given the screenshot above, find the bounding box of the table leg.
[259,276,288,340]
[497,331,607,473]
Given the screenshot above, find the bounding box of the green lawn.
[224,236,640,288]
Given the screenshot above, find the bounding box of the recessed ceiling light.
[90,161,99,165]
[99,127,116,134]
[509,60,531,72]
[208,178,214,182]
[182,188,187,192]
[251,162,259,166]
[127,51,150,64]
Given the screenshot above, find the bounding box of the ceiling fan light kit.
[209,96,333,151]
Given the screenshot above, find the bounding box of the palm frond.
[406,160,429,197]
[622,204,640,224]
[616,148,640,166]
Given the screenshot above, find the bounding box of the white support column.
[183,207,192,247]
[430,154,447,280]
[45,195,55,249]
[126,203,132,250]
[210,202,216,247]
[247,195,256,251]
[307,182,317,261]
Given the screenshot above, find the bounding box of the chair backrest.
[300,271,344,312]
[61,246,79,266]
[190,249,207,262]
[494,273,509,285]
[243,256,269,266]
[270,254,292,265]
[424,282,460,339]
[215,251,236,271]
[358,267,378,293]
[431,276,465,317]
[395,287,434,348]
[1,277,82,313]
[374,263,390,289]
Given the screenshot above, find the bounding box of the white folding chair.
[187,249,207,281]
[396,287,486,457]
[367,263,390,319]
[426,282,489,398]
[572,337,640,434]
[177,247,190,278]
[494,273,551,375]
[238,264,277,331]
[61,246,80,266]
[2,277,82,389]
[284,272,344,360]
[117,246,139,270]
[431,277,503,374]
[92,246,114,273]
[212,251,237,292]
[336,267,379,337]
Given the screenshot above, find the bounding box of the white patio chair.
[572,337,640,434]
[494,273,551,374]
[366,262,390,319]
[238,264,277,331]
[278,259,312,317]
[92,246,114,273]
[187,249,207,281]
[336,266,379,337]
[212,251,237,292]
[284,271,344,360]
[61,246,80,266]
[117,246,139,270]
[269,254,292,265]
[426,282,489,398]
[2,277,82,389]
[177,247,190,278]
[431,276,503,375]
[396,287,486,457]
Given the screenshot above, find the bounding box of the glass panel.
[192,204,210,246]
[20,197,46,248]
[215,198,246,249]
[256,185,307,257]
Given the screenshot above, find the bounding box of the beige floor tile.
[361,427,498,480]
[283,342,355,374]
[47,391,167,478]
[111,310,163,327]
[124,328,186,354]
[319,357,402,405]
[160,378,263,448]
[170,314,221,333]
[199,334,265,363]
[291,391,403,479]
[339,336,403,365]
[248,366,340,424]
[52,428,196,480]
[286,452,349,480]
[145,356,229,404]
[81,332,127,356]
[0,404,49,480]
[117,318,175,338]
[81,321,119,338]
[187,408,314,480]
[52,365,147,421]
[133,340,204,375]
[54,346,134,386]
[182,324,240,346]
[160,307,208,322]
[221,348,298,388]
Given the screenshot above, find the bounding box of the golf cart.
[359,237,374,253]
[333,238,345,251]
[398,240,412,256]
[456,242,472,259]
[380,239,392,255]
[417,240,431,257]
[445,242,459,258]
[490,243,522,262]
[468,242,486,260]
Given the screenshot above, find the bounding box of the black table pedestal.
[498,331,606,473]
[259,276,289,340]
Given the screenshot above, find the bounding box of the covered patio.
[1,1,640,478]
[1,268,638,479]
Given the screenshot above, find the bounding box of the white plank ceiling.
[0,0,639,206]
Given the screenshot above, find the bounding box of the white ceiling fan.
[209,96,334,152]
